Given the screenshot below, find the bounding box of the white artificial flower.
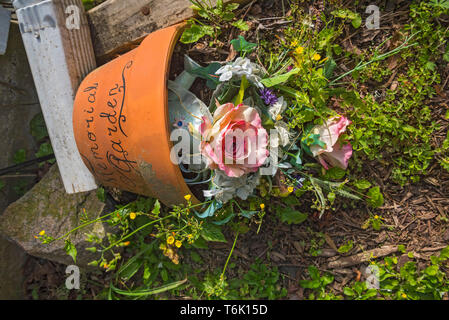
[215,57,264,88]
[216,65,233,82]
[203,171,261,203]
[268,96,287,120]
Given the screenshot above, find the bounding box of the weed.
[196,259,287,300]
[344,2,449,184]
[299,266,341,300]
[180,0,248,44]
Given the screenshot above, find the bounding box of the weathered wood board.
[87,0,250,62]
[14,0,98,193]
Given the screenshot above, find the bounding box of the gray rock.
[0,165,106,267]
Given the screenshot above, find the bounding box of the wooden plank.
[14,0,98,193]
[87,0,250,62]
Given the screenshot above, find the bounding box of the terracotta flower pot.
[73,24,196,206]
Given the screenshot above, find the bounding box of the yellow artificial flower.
[184,194,192,201]
[129,212,137,220]
[313,53,321,61]
[167,236,175,245]
[175,240,182,248]
[39,230,46,236]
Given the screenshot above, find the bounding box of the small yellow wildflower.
[313,53,321,61]
[123,241,130,246]
[39,230,46,236]
[260,203,265,210]
[184,194,192,201]
[276,114,283,121]
[167,236,175,245]
[374,215,379,220]
[175,240,182,248]
[294,46,304,55]
[402,293,407,299]
[129,212,137,220]
[291,40,299,48]
[288,186,294,193]
[103,263,109,269]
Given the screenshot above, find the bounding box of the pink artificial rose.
[199,103,269,178]
[310,116,353,170]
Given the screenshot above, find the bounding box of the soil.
[23,0,449,300]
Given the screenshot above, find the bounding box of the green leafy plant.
[331,8,362,29]
[337,240,354,254]
[180,0,247,44]
[300,246,449,300]
[198,259,287,300]
[344,1,449,185]
[299,266,340,300]
[13,149,26,164]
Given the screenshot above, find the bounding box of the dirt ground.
[23,0,449,300]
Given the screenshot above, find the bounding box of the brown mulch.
[24,0,449,299]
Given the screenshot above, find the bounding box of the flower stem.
[50,203,133,243]
[329,33,419,86]
[101,216,171,252]
[221,232,239,280]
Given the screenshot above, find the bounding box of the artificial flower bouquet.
[185,37,357,219]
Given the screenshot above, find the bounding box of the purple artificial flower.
[260,88,278,106]
[292,175,305,192]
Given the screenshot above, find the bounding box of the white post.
[14,0,98,193]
